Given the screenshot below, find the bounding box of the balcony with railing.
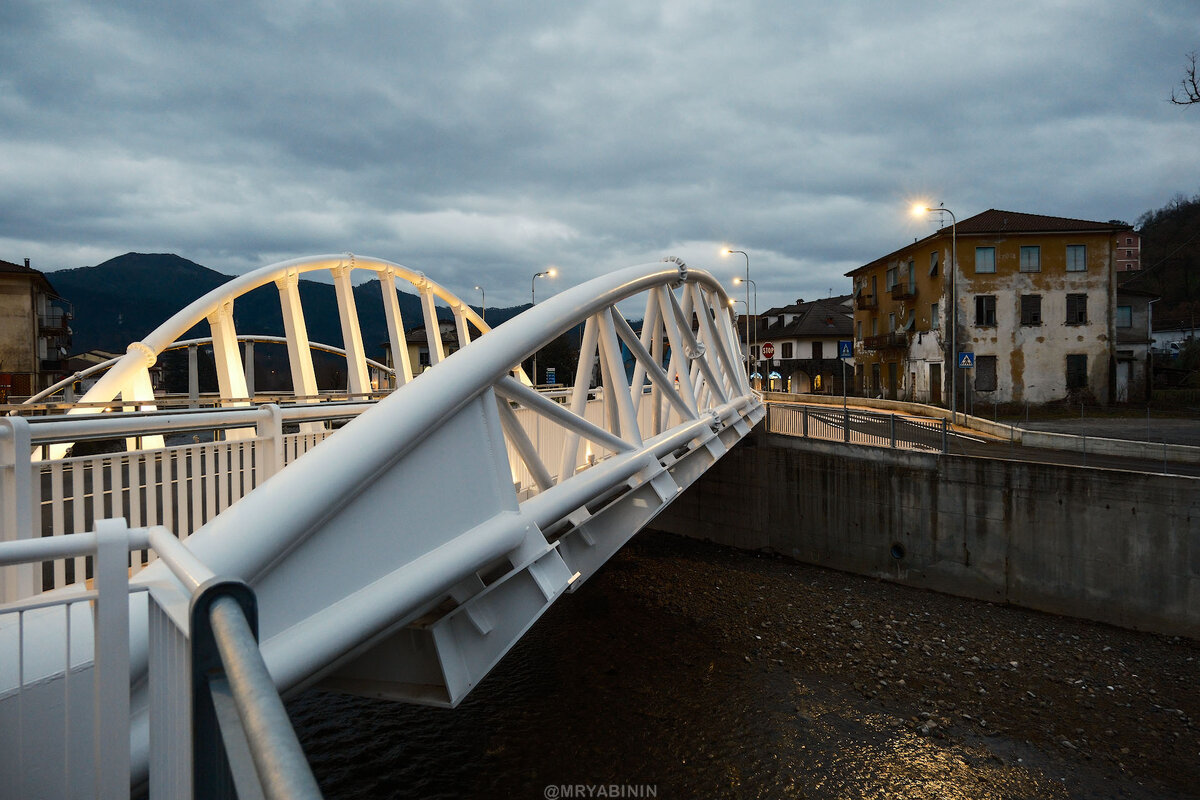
[890,283,916,302]
[862,331,907,350]
[854,293,878,311]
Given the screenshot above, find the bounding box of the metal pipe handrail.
[18,400,377,446]
[208,595,324,800]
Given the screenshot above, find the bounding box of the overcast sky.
[2,1,1198,312]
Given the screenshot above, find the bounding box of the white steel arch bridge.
[0,254,762,798]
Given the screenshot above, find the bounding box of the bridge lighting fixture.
[912,202,959,422]
[474,285,485,326]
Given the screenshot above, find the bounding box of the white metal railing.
[0,519,320,799]
[1,402,373,600]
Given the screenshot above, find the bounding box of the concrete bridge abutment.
[652,427,1200,638]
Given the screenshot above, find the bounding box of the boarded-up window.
[1066,294,1087,325]
[1066,354,1088,390]
[976,355,997,392]
[811,341,823,360]
[1020,295,1042,325]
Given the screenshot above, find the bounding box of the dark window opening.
[975,295,996,326]
[1066,354,1088,390]
[1066,294,1087,325]
[1020,295,1042,325]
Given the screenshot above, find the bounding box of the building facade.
[0,258,72,401]
[847,210,1132,406]
[749,296,853,394]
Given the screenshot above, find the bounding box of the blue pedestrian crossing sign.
[838,340,853,359]
[958,352,975,369]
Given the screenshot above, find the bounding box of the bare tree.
[1172,51,1200,105]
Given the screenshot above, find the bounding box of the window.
[929,251,939,277]
[975,247,996,274]
[856,321,863,339]
[888,312,896,332]
[930,302,939,328]
[1125,237,1132,245]
[1126,250,1133,258]
[1116,305,1132,328]
[1066,244,1086,272]
[781,342,793,359]
[1020,294,1042,325]
[976,355,997,392]
[1019,246,1040,272]
[1066,354,1088,390]
[871,317,878,336]
[1066,294,1087,325]
[975,295,996,326]
[886,266,897,290]
[908,261,916,292]
[811,342,823,359]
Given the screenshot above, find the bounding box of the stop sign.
[761,342,775,359]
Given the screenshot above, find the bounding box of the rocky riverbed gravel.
[618,530,1200,798]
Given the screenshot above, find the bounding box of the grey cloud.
[0,0,1198,309]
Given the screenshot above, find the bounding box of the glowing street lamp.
[474,285,486,327]
[912,203,959,422]
[531,267,557,386]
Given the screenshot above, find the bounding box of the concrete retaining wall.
[653,429,1200,638]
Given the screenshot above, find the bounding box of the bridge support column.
[380,269,413,387]
[332,263,370,398]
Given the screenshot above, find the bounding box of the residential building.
[0,258,72,401]
[1115,230,1141,273]
[846,210,1132,405]
[750,296,854,393]
[1113,287,1157,402]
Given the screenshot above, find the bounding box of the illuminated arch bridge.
[0,254,761,798]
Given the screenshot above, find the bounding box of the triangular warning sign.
[959,353,974,368]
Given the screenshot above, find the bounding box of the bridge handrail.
[13,400,376,447]
[0,521,321,798]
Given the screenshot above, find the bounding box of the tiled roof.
[948,209,1132,235]
[848,209,1132,276]
[0,258,38,274]
[756,295,853,339]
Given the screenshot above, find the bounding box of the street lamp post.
[531,268,557,386]
[913,204,958,423]
[724,249,752,378]
[733,276,758,382]
[474,285,486,327]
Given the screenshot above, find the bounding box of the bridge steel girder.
[8,257,761,788]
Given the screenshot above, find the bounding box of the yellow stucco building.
[846,210,1131,407]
